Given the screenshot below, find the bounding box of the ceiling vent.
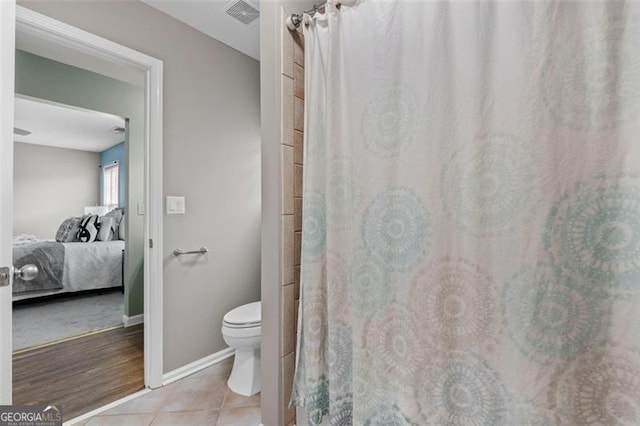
[224,0,259,25]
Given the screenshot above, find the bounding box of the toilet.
[221,301,261,396]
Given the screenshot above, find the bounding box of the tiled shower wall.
[280,20,304,426]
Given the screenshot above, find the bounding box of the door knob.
[14,264,38,281]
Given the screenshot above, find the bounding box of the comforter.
[13,241,64,294]
[12,237,124,298]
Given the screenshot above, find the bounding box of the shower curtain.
[293,1,639,425]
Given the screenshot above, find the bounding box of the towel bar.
[173,247,209,256]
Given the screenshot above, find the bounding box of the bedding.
[119,216,125,240]
[13,241,64,294]
[62,241,123,293]
[14,208,126,300]
[12,238,124,300]
[13,234,38,245]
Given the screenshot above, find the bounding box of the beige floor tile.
[196,358,234,381]
[175,368,230,392]
[82,357,261,425]
[221,389,260,409]
[101,387,173,415]
[150,410,219,425]
[216,407,261,426]
[85,413,155,425]
[157,375,227,412]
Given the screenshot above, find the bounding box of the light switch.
[166,196,186,215]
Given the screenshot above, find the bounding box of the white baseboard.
[162,347,235,386]
[122,313,144,327]
[64,388,151,425]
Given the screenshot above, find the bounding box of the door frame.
[0,3,165,403]
[0,0,16,403]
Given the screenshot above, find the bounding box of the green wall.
[15,50,145,316]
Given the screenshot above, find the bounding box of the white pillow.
[77,215,99,242]
[97,217,115,241]
[103,208,124,238]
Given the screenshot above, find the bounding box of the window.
[102,162,119,210]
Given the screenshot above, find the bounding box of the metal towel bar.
[173,247,209,256]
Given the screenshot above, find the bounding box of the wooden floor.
[13,324,144,422]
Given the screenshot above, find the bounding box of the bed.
[12,237,124,301]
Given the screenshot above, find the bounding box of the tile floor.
[76,357,261,425]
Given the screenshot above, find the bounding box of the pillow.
[55,217,82,242]
[76,214,100,242]
[103,208,124,236]
[119,216,126,240]
[97,217,115,241]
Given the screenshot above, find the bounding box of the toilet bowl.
[221,301,261,396]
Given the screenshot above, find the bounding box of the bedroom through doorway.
[11,28,146,421]
[13,95,128,351]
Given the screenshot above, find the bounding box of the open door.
[0,0,16,404]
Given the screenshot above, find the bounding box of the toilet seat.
[223,301,261,328]
[222,324,261,339]
[223,320,261,329]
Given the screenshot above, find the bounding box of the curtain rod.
[286,1,328,30]
[99,160,119,168]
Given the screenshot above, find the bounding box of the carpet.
[13,290,124,351]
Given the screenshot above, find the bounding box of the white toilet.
[221,301,261,396]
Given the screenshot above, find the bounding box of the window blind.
[102,162,119,210]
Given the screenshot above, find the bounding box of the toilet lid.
[223,301,261,327]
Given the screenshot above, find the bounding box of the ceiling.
[14,97,126,152]
[141,0,260,60]
[14,1,260,154]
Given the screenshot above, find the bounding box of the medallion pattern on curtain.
[292,1,640,425]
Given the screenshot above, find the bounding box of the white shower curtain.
[293,1,639,425]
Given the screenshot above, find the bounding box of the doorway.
[12,95,130,350]
[11,92,140,419]
[0,2,164,419]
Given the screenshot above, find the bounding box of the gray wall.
[15,50,145,318]
[13,142,99,239]
[18,1,261,373]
